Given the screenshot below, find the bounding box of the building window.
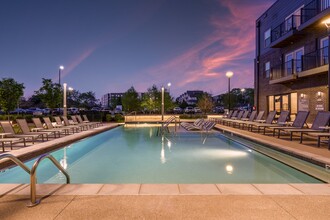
[321,0,330,11]
[284,47,304,76]
[268,96,274,112]
[265,61,270,78]
[285,6,303,32]
[264,29,271,47]
[320,37,329,66]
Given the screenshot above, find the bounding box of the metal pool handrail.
[0,153,70,207]
[0,153,31,175]
[28,154,70,207]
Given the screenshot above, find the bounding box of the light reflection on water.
[0,126,323,184]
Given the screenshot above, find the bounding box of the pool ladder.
[0,153,70,207]
[157,116,179,136]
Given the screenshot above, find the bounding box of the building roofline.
[256,0,279,21]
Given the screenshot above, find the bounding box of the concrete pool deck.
[1,122,330,219]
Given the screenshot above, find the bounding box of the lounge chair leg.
[318,138,320,147]
[2,142,4,152]
[300,133,303,143]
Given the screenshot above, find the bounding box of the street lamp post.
[63,83,67,117]
[226,71,234,111]
[59,66,64,86]
[241,88,245,106]
[322,18,330,111]
[161,82,171,121]
[161,86,164,121]
[63,83,73,117]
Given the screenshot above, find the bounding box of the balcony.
[269,47,329,84]
[270,15,304,48]
[269,60,299,84]
[270,0,330,48]
[299,46,329,77]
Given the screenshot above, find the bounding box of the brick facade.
[255,0,330,123]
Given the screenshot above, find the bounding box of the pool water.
[0,126,323,184]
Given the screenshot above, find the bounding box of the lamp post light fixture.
[323,18,330,111]
[226,71,234,111]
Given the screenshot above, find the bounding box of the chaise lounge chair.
[259,111,290,134]
[238,111,264,130]
[245,111,277,132]
[32,118,64,137]
[277,111,330,145]
[16,119,56,140]
[43,117,71,135]
[55,116,81,133]
[0,121,43,144]
[181,118,205,131]
[271,111,310,139]
[0,134,26,152]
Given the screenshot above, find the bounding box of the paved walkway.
[1,194,330,219]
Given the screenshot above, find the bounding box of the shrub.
[114,114,124,122]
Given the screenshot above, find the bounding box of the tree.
[67,90,81,108]
[35,78,62,108]
[140,85,174,114]
[141,85,160,114]
[0,78,25,114]
[20,95,43,108]
[197,93,214,114]
[79,91,98,109]
[122,86,140,112]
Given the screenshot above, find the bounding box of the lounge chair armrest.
[255,119,266,123]
[31,128,44,132]
[0,133,12,138]
[319,126,330,130]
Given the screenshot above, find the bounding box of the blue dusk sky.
[0,0,275,99]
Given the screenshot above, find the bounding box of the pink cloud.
[144,0,274,96]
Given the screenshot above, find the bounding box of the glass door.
[285,53,293,76]
[295,48,304,72]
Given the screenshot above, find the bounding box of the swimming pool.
[0,126,325,184]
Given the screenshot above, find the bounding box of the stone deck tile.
[216,184,262,195]
[139,184,180,195]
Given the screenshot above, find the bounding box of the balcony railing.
[302,46,329,71]
[270,59,301,80]
[271,15,300,42]
[271,0,330,44]
[270,47,329,81]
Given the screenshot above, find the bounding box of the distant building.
[101,92,144,108]
[176,90,204,105]
[255,0,330,122]
[101,93,124,108]
[212,94,223,106]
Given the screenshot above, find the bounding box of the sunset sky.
[0,0,275,99]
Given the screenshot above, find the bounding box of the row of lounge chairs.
[0,115,102,152]
[181,119,216,131]
[214,109,330,148]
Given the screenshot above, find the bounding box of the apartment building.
[101,93,124,108]
[176,90,204,106]
[255,0,330,122]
